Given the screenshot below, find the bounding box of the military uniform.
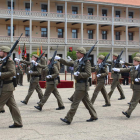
[40,56,47,81]
[114,57,140,118]
[58,47,97,124]
[0,46,22,127]
[18,63,23,86]
[26,65,31,82]
[107,53,125,99]
[34,60,64,110]
[20,54,43,104]
[91,55,110,106]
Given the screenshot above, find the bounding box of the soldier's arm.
[78,60,91,78]
[30,67,41,76]
[20,60,31,65]
[1,60,16,79]
[59,58,74,67]
[106,61,112,64]
[36,63,47,69]
[51,65,59,79]
[120,68,131,73]
[100,66,108,77]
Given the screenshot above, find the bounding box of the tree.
[30,51,39,58]
[67,51,77,60]
[131,52,139,59]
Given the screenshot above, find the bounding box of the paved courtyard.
[1,74,140,140]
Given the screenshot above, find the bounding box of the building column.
[126,25,128,46]
[139,28,140,46]
[11,0,13,43]
[30,19,32,43]
[112,6,114,46]
[64,45,67,71]
[81,3,83,45]
[96,47,99,63]
[125,48,128,62]
[48,20,50,43]
[30,44,32,61]
[65,1,67,44]
[97,4,99,17]
[48,0,50,14]
[126,7,128,19]
[111,47,114,60]
[96,24,99,41]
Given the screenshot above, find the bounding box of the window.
[102,31,107,39]
[116,32,120,40]
[88,8,93,15]
[8,1,14,9]
[25,27,30,37]
[25,3,30,11]
[41,4,47,12]
[129,32,133,41]
[129,12,133,18]
[115,11,120,17]
[88,30,93,39]
[57,6,63,13]
[41,28,47,37]
[58,29,63,38]
[8,26,14,36]
[102,9,107,16]
[72,7,78,14]
[72,29,78,38]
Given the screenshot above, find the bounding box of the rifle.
[113,48,124,68]
[97,52,111,74]
[76,41,98,91]
[0,33,23,95]
[48,46,58,87]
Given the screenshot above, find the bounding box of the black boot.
[9,124,23,128]
[118,97,125,100]
[34,106,42,111]
[56,106,65,110]
[102,104,111,107]
[21,101,27,105]
[86,118,98,122]
[60,118,71,124]
[122,111,130,118]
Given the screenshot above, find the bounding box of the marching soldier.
[34,57,65,111]
[55,47,98,124]
[0,46,23,128]
[18,62,24,86]
[15,54,43,105]
[107,53,125,100]
[40,53,47,81]
[26,64,31,82]
[91,55,111,107]
[112,57,140,118]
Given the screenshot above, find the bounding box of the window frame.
[72,29,78,38]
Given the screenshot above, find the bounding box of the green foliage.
[67,51,77,60]
[98,52,110,58]
[30,51,39,58]
[131,52,139,59]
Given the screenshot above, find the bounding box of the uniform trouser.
[39,83,64,107]
[24,81,43,103]
[108,79,125,99]
[19,74,23,85]
[41,70,46,81]
[123,78,129,85]
[27,74,30,82]
[126,89,140,116]
[16,75,19,84]
[69,94,74,101]
[91,82,110,105]
[65,90,98,123]
[0,91,22,125]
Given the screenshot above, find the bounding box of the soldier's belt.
[3,80,13,84]
[47,78,57,82]
[76,79,87,83]
[32,75,40,77]
[134,82,140,85]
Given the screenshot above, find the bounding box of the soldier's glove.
[112,68,120,72]
[14,58,20,62]
[55,56,61,60]
[135,78,140,82]
[68,56,72,61]
[74,71,80,76]
[31,60,36,63]
[97,74,101,77]
[46,75,52,79]
[28,70,33,74]
[35,62,38,66]
[0,72,1,76]
[17,73,19,75]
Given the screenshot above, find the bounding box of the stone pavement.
[1,74,140,140]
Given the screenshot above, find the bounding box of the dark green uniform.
[59,58,97,123]
[40,57,47,81]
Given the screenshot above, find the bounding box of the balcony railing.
[67,13,82,20]
[50,38,65,44]
[67,38,81,44]
[128,41,139,46]
[0,36,10,42]
[98,16,112,22]
[14,36,30,43]
[114,40,126,46]
[32,37,48,43]
[99,40,112,45]
[83,39,97,45]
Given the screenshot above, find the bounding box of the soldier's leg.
[108,79,119,98]
[21,74,23,85]
[101,85,110,105]
[24,82,38,103]
[6,93,22,126]
[19,74,22,85]
[82,93,98,119]
[117,83,125,98]
[69,94,74,101]
[126,90,140,116]
[35,83,43,100]
[65,90,86,123]
[91,83,103,104]
[39,84,54,107]
[52,87,64,107]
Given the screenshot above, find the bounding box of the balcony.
[99,40,112,45]
[83,39,97,45]
[67,38,81,44]
[114,40,126,46]
[50,38,65,44]
[128,41,139,46]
